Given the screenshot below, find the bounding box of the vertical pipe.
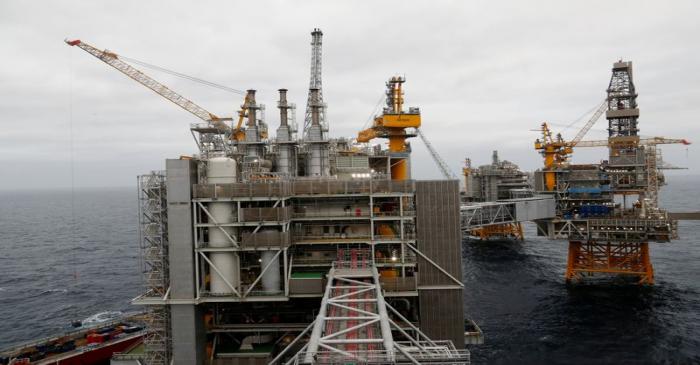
[310,88,320,126]
[246,90,257,127]
[307,88,326,176]
[276,89,294,176]
[245,90,261,158]
[278,89,289,127]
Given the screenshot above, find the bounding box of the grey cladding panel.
[170,305,206,365]
[166,159,196,300]
[415,180,465,349]
[166,159,195,203]
[419,289,465,349]
[415,180,462,286]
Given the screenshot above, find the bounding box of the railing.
[193,179,416,199]
[292,234,372,242]
[373,233,416,240]
[240,206,291,222]
[379,276,417,291]
[291,343,470,365]
[111,353,144,361]
[374,254,417,264]
[292,210,370,218]
[588,217,677,242]
[194,183,292,198]
[240,231,291,248]
[294,233,418,242]
[372,210,416,217]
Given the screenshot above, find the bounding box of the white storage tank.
[206,156,239,295]
[207,156,237,184]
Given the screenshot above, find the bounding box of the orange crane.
[65,39,233,134]
[534,100,608,190]
[357,76,421,180]
[232,94,251,142]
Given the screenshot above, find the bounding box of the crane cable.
[118,55,247,95]
[561,101,604,132]
[68,43,80,324]
[360,94,386,131]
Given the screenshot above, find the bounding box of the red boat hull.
[36,334,143,365]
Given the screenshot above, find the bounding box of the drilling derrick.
[606,61,644,197]
[303,28,327,139]
[534,61,683,285]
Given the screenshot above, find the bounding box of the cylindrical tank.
[207,156,237,184]
[206,156,239,294]
[261,250,281,294]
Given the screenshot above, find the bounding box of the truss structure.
[460,202,516,231]
[303,28,328,138]
[566,240,654,284]
[607,61,638,138]
[282,251,469,365]
[470,223,524,240]
[138,172,171,365]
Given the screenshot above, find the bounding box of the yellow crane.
[357,76,421,180]
[534,100,607,190]
[535,98,691,191]
[65,39,233,133]
[232,94,251,142]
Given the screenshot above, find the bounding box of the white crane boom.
[416,128,458,179]
[569,99,607,147]
[65,39,231,132]
[575,137,691,148]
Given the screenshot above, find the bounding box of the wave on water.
[40,288,68,295]
[81,311,123,325]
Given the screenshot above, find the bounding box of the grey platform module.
[130,31,472,365]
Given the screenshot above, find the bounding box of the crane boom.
[569,100,607,147]
[575,137,691,147]
[416,128,457,179]
[65,39,231,132]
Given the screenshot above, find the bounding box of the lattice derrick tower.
[303,28,327,139]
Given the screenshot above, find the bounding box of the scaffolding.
[138,172,171,365]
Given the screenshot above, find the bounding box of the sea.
[1,176,698,364]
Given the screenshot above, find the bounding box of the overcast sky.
[1,0,698,190]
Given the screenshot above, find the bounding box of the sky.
[0,0,698,190]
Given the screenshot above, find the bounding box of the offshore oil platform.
[461,151,532,240]
[64,29,471,364]
[457,60,694,284]
[2,25,692,365]
[532,60,692,284]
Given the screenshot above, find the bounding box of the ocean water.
[463,175,700,364]
[0,188,141,347]
[1,177,698,363]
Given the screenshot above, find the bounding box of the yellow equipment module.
[357,76,421,180]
